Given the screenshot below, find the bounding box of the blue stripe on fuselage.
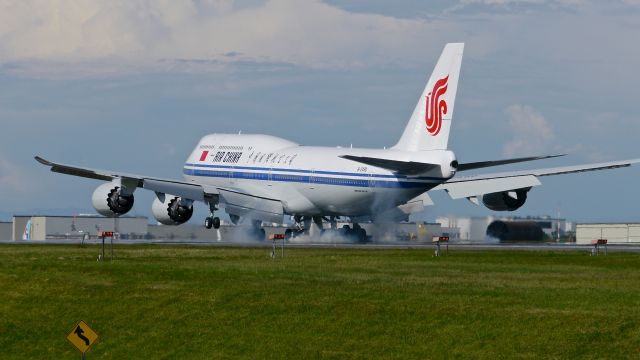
[183,166,439,189]
[183,163,445,181]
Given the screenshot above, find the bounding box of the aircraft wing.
[35,156,215,202]
[35,156,286,221]
[435,159,640,199]
[457,154,565,171]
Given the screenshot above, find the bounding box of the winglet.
[34,156,53,166]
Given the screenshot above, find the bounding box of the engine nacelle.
[482,188,529,212]
[92,183,135,217]
[152,193,193,225]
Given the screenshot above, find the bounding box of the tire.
[340,225,351,237]
[205,217,213,229]
[213,217,221,229]
[358,228,367,243]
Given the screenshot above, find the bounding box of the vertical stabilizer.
[392,43,464,151]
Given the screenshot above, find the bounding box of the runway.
[2,238,640,252]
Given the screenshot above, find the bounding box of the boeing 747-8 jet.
[36,43,638,240]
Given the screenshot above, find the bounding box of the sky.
[1,0,640,224]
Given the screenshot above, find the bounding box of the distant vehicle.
[36,43,638,240]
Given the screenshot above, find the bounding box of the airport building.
[436,215,575,242]
[2,213,587,243]
[575,223,640,244]
[436,216,496,242]
[12,215,148,241]
[4,214,453,243]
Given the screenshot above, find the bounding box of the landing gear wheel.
[357,228,367,243]
[206,202,219,230]
[340,225,351,236]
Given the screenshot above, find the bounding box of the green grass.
[1,245,639,359]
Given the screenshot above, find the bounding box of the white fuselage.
[183,134,456,217]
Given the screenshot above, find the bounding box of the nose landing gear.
[204,202,221,229]
[204,216,220,229]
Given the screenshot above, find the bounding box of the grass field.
[1,244,639,359]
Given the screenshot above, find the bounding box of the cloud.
[0,0,454,75]
[502,104,556,156]
[451,0,586,10]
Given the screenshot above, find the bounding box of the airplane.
[35,43,638,241]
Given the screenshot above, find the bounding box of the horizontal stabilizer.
[340,155,438,175]
[457,154,565,172]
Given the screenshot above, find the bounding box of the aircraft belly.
[297,184,426,216]
[186,173,433,217]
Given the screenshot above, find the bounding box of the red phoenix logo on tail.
[425,75,449,136]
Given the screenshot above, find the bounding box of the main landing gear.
[204,203,221,229]
[340,223,367,243]
[286,215,368,242]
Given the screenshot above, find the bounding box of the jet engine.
[92,182,135,217]
[481,188,529,211]
[152,193,193,225]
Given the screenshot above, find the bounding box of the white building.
[576,223,640,244]
[436,215,575,242]
[436,216,496,242]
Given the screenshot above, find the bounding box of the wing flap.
[142,179,205,202]
[218,189,284,223]
[397,192,434,213]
